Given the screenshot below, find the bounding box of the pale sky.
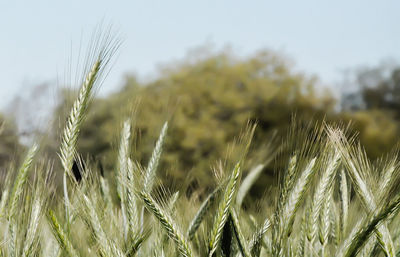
[1,0,399,110]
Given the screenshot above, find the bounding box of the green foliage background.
[51,51,336,188]
[6,49,400,196]
[0,115,22,170]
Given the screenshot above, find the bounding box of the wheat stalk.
[229,208,251,257]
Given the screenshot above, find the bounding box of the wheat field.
[2,32,400,257]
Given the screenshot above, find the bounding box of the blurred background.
[1,0,400,195]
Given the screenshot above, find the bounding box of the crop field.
[2,33,400,257]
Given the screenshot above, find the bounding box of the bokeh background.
[1,0,400,195]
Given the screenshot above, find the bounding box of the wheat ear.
[139,190,193,257]
[8,143,38,220]
[8,223,17,257]
[0,189,9,219]
[22,189,44,257]
[0,171,13,220]
[47,210,80,257]
[80,194,124,257]
[236,164,265,208]
[309,148,340,243]
[282,157,316,237]
[339,169,349,239]
[328,127,395,257]
[59,34,119,223]
[117,120,131,241]
[143,122,168,193]
[341,193,400,257]
[279,155,297,207]
[209,162,241,257]
[60,59,101,222]
[250,217,271,257]
[126,158,139,237]
[187,186,220,240]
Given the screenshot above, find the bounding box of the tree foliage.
[0,114,22,171]
[50,50,336,191]
[341,65,400,158]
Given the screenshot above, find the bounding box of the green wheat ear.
[116,119,131,242]
[8,143,38,220]
[140,190,193,257]
[47,210,80,257]
[22,184,46,257]
[250,217,271,257]
[187,186,220,240]
[208,162,241,257]
[59,31,120,222]
[143,121,168,193]
[328,127,395,257]
[236,164,265,208]
[282,157,316,237]
[340,193,400,257]
[309,147,340,243]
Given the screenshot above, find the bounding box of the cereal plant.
[1,31,400,257]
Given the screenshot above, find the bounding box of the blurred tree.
[0,114,23,171]
[50,49,336,191]
[360,68,400,112]
[340,64,400,159]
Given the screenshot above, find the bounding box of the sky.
[0,0,399,110]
